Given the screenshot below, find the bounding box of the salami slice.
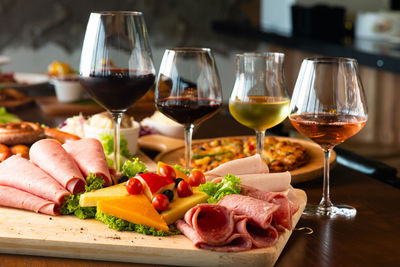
[0,185,59,215]
[184,204,234,245]
[0,155,70,205]
[218,194,279,229]
[63,138,112,186]
[30,139,86,194]
[235,216,278,248]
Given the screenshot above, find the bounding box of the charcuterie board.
[0,189,306,267]
[139,134,336,184]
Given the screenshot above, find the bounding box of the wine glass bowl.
[155,48,222,170]
[79,11,155,171]
[229,52,290,159]
[289,57,368,218]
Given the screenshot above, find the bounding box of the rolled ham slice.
[30,139,86,194]
[0,156,70,205]
[0,185,59,215]
[218,194,278,229]
[205,154,269,181]
[63,138,112,186]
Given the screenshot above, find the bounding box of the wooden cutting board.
[139,134,336,184]
[0,189,306,267]
[35,96,105,116]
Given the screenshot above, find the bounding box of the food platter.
[0,189,306,267]
[138,134,336,184]
[0,73,49,88]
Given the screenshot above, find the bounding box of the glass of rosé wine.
[289,57,368,218]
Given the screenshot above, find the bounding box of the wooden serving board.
[0,189,306,267]
[35,96,105,116]
[139,134,336,184]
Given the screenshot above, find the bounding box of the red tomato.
[159,165,176,180]
[126,178,143,195]
[152,193,170,211]
[188,170,206,186]
[177,180,193,197]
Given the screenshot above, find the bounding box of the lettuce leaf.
[99,132,131,159]
[122,157,147,177]
[172,164,191,176]
[0,107,19,124]
[199,174,241,204]
[60,173,105,218]
[95,211,180,236]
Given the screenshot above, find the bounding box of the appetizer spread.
[187,136,310,173]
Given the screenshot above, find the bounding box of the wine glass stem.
[319,148,333,209]
[112,112,123,172]
[255,130,265,160]
[184,124,194,171]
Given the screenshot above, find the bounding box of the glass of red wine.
[155,48,222,170]
[289,57,368,218]
[79,11,155,171]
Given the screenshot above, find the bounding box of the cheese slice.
[161,187,209,225]
[97,194,169,232]
[79,183,128,207]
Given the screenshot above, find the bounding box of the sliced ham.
[0,155,70,205]
[30,139,86,194]
[0,185,59,215]
[205,154,269,181]
[235,216,278,248]
[184,204,234,245]
[217,194,278,229]
[212,171,291,193]
[63,138,112,186]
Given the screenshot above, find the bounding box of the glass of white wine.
[229,52,290,160]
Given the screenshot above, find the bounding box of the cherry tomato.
[159,165,176,180]
[177,180,193,198]
[126,178,143,195]
[152,193,170,211]
[188,170,206,186]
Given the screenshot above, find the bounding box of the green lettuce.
[60,173,105,219]
[122,157,147,177]
[172,164,190,175]
[0,107,19,124]
[95,211,180,236]
[199,174,242,204]
[99,132,131,160]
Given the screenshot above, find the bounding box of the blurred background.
[0,0,399,172]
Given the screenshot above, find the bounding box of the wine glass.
[289,57,368,218]
[155,48,223,170]
[229,52,290,160]
[79,11,155,172]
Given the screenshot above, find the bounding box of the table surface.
[1,102,400,267]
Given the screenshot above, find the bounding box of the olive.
[174,178,184,188]
[162,189,174,202]
[136,172,144,175]
[118,175,129,183]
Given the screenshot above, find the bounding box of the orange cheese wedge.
[158,161,188,181]
[97,194,169,232]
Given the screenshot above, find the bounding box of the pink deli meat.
[217,194,279,229]
[235,215,278,248]
[0,185,59,215]
[205,154,269,181]
[30,139,86,194]
[0,155,70,205]
[63,138,112,186]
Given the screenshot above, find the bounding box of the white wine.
[229,96,290,131]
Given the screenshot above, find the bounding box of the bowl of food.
[83,112,140,155]
[48,61,84,103]
[141,111,184,139]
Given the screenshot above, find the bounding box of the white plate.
[0,56,11,65]
[0,72,49,88]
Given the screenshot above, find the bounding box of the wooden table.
[1,102,400,267]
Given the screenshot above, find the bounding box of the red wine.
[79,69,155,112]
[156,97,222,126]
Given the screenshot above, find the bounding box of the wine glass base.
[302,204,356,218]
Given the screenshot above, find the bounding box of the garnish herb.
[199,174,241,203]
[122,157,147,177]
